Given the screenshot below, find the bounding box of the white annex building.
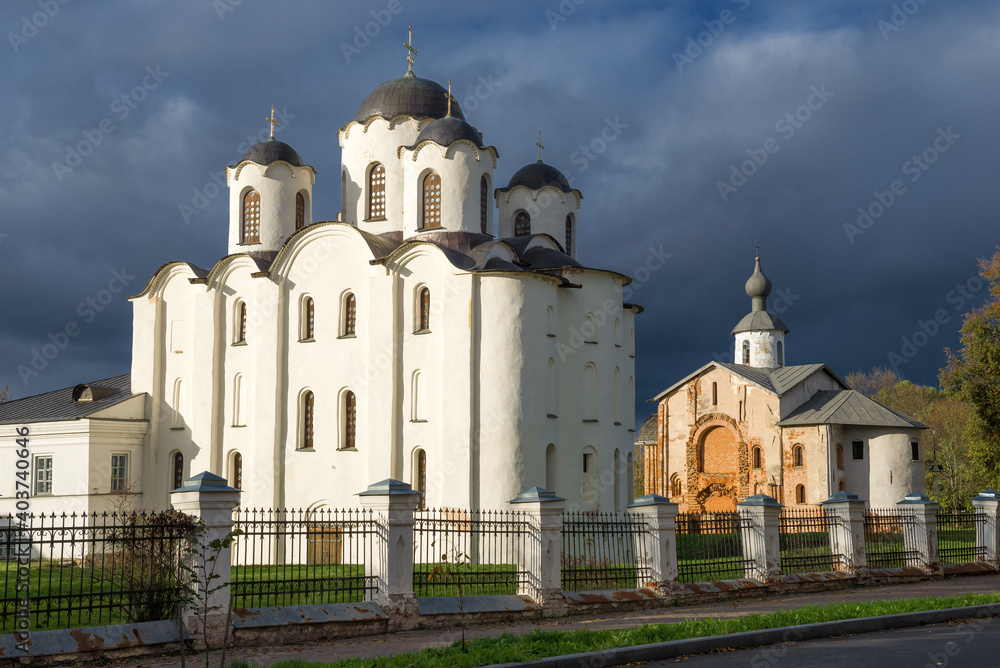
[0,59,640,515]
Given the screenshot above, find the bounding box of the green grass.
[676,532,747,582]
[243,592,1000,668]
[413,563,519,597]
[230,564,371,607]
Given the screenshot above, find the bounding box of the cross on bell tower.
[404,26,418,73]
[265,105,280,139]
[536,131,545,162]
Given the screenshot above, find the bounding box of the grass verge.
[233,592,1000,668]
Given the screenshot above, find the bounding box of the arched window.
[629,377,635,429]
[172,452,184,490]
[241,190,260,244]
[614,449,623,513]
[343,293,357,336]
[342,391,357,450]
[417,287,430,331]
[235,301,247,344]
[627,452,634,503]
[795,484,806,504]
[231,452,243,490]
[514,211,531,236]
[233,374,245,427]
[421,172,441,228]
[411,371,424,421]
[776,341,784,367]
[301,297,315,341]
[547,359,557,416]
[585,313,598,343]
[836,444,844,470]
[480,175,488,233]
[300,391,315,450]
[582,447,598,511]
[614,367,621,424]
[295,192,305,230]
[712,381,718,406]
[415,449,427,509]
[670,473,682,498]
[547,306,555,336]
[838,480,846,492]
[742,339,750,364]
[583,363,598,420]
[565,214,573,255]
[752,446,762,469]
[545,443,558,492]
[793,445,804,468]
[614,318,621,346]
[368,163,386,220]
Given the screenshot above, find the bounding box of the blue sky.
[1,0,997,425]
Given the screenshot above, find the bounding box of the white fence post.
[972,489,1000,567]
[737,494,782,581]
[170,471,241,649]
[509,487,566,616]
[821,491,868,574]
[357,479,422,629]
[898,492,940,575]
[627,494,678,590]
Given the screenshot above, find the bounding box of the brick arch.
[685,413,749,511]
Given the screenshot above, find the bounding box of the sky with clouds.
[1,0,997,426]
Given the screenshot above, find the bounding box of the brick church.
[639,253,927,511]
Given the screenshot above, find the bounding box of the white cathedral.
[0,61,640,515]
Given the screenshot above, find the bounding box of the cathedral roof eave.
[130,261,209,300]
[494,183,583,205]
[228,160,317,182]
[401,139,500,165]
[650,362,849,403]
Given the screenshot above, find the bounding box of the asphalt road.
[644,618,1000,668]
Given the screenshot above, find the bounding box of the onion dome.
[745,255,773,300]
[354,71,465,124]
[497,160,574,193]
[732,254,789,334]
[410,115,485,148]
[238,138,303,167]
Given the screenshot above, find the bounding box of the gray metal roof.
[354,72,465,124]
[497,161,577,194]
[409,116,485,149]
[731,310,789,334]
[0,374,136,425]
[650,362,847,402]
[237,138,303,167]
[635,415,657,444]
[777,390,928,428]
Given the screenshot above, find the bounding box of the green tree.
[0,386,8,402]
[941,249,1000,485]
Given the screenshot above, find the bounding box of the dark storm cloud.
[0,0,996,428]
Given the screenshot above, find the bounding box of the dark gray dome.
[354,72,465,124]
[239,138,303,167]
[745,256,773,299]
[411,116,484,148]
[498,161,574,193]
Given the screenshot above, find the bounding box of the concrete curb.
[492,603,1000,667]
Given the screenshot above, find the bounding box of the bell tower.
[731,248,789,368]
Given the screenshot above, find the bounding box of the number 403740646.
[14,426,30,494]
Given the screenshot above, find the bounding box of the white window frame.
[34,455,53,495]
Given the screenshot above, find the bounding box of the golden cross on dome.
[446,80,453,116]
[755,240,760,256]
[536,131,545,161]
[265,105,280,139]
[404,25,418,72]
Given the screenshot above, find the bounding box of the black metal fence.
[231,508,378,608]
[560,511,650,591]
[937,510,986,565]
[0,511,192,633]
[863,508,920,569]
[779,508,842,574]
[676,512,752,583]
[413,509,530,597]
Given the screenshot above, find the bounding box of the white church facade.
[0,61,640,515]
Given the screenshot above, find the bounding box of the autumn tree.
[0,386,8,403]
[845,366,904,399]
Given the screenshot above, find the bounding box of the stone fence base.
[4,565,996,666]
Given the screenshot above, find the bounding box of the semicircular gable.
[129,261,206,300]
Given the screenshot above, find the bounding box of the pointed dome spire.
[745,254,773,309]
